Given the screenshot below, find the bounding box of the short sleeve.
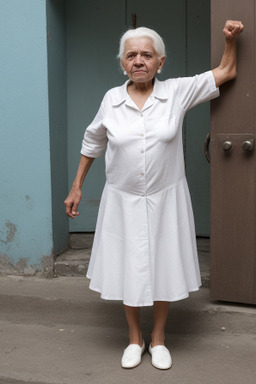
[177,70,220,112]
[80,97,108,158]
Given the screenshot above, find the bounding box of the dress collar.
[111,77,168,107]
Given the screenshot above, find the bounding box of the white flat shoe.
[121,340,145,369]
[148,343,172,370]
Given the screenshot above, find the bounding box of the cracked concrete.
[0,275,255,384]
[0,236,255,383]
[0,220,17,245]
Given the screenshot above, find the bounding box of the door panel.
[126,0,186,78]
[128,1,212,236]
[67,0,187,231]
[210,0,256,303]
[66,0,126,231]
[66,0,211,233]
[185,0,211,236]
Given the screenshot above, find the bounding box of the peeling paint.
[0,252,54,278]
[16,258,30,273]
[0,253,18,276]
[0,221,17,245]
[41,254,55,278]
[25,195,34,210]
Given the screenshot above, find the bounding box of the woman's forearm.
[72,155,95,188]
[213,38,237,86]
[212,20,244,88]
[64,155,95,219]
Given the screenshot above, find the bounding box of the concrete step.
[55,235,210,284]
[69,232,94,250]
[54,248,91,277]
[54,233,94,277]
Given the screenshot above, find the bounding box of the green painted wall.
[66,0,188,232]
[66,0,211,235]
[185,0,211,235]
[47,0,69,254]
[66,0,127,231]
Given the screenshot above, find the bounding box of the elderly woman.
[65,20,243,370]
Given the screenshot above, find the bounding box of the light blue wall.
[0,0,54,273]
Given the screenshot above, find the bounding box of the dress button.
[140,133,144,137]
[140,172,145,176]
[141,149,144,154]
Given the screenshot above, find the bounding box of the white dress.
[81,70,219,307]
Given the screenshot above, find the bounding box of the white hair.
[117,27,166,60]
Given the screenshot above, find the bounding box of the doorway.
[66,0,211,235]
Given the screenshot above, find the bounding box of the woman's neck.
[127,79,155,94]
[126,79,155,111]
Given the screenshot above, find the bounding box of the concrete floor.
[0,247,256,384]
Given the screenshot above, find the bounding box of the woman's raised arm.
[212,20,244,88]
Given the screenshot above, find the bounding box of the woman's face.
[121,37,165,85]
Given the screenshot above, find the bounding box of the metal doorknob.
[242,140,254,151]
[223,141,232,152]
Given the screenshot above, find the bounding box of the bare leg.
[151,301,170,347]
[124,305,143,346]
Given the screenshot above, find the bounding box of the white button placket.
[139,112,146,195]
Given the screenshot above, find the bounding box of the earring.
[123,70,127,75]
[157,69,161,74]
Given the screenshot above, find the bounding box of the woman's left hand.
[223,20,244,40]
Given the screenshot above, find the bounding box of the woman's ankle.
[129,331,143,346]
[151,332,165,347]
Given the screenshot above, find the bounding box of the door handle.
[242,139,254,151]
[204,133,211,163]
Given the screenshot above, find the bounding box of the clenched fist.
[223,20,244,39]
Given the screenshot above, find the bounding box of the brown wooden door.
[210,0,256,304]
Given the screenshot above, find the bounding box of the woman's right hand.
[64,185,82,219]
